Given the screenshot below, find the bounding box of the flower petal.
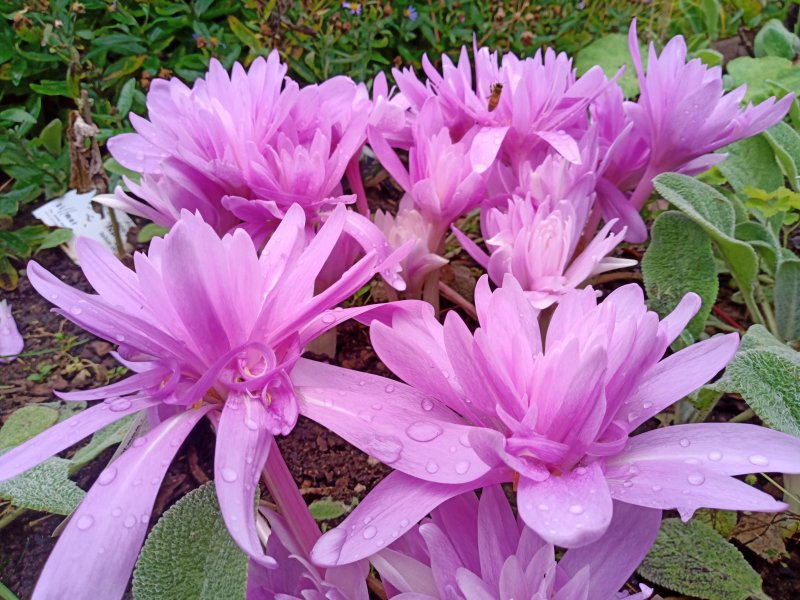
[33,406,211,600]
[310,470,510,566]
[623,333,739,430]
[517,462,613,548]
[293,358,496,483]
[0,396,157,481]
[559,501,661,598]
[215,393,276,567]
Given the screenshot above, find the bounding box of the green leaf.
[133,482,249,600]
[0,108,36,127]
[0,258,18,292]
[692,48,724,68]
[29,80,70,97]
[69,415,136,472]
[736,221,779,274]
[726,56,795,103]
[642,212,718,338]
[695,509,738,539]
[763,122,800,192]
[36,118,63,156]
[36,228,73,252]
[575,33,644,98]
[0,405,59,450]
[137,223,170,243]
[117,78,136,118]
[716,325,800,437]
[308,498,350,521]
[639,518,767,600]
[227,16,262,51]
[653,174,760,321]
[0,457,85,515]
[718,135,783,195]
[754,19,799,60]
[775,258,800,342]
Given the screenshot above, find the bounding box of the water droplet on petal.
[322,313,336,324]
[371,403,382,410]
[687,473,705,486]
[458,433,472,448]
[421,398,434,411]
[623,480,633,488]
[76,515,94,530]
[115,333,126,342]
[70,306,83,315]
[384,383,395,393]
[652,485,663,492]
[97,467,117,486]
[111,507,122,517]
[124,515,137,528]
[642,401,653,409]
[358,411,374,423]
[405,421,443,442]
[368,436,403,464]
[362,526,377,540]
[358,380,366,387]
[538,503,549,511]
[222,467,238,482]
[627,412,638,423]
[244,418,258,431]
[569,504,584,515]
[455,460,470,474]
[749,454,769,466]
[575,466,587,476]
[109,399,133,413]
[679,438,690,448]
[425,461,439,474]
[399,519,409,528]
[708,451,723,462]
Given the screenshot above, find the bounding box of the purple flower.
[106,52,370,229]
[299,276,800,564]
[374,486,658,599]
[248,507,369,599]
[368,101,489,246]
[374,206,449,298]
[454,195,635,308]
[403,6,418,21]
[342,1,362,16]
[0,300,23,363]
[0,206,410,598]
[392,43,611,167]
[625,20,793,210]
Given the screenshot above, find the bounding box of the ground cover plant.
[2,2,800,600]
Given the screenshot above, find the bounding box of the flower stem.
[261,438,321,559]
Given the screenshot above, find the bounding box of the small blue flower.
[341,1,362,15]
[404,5,419,21]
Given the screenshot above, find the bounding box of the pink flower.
[299,276,800,564]
[0,206,410,598]
[374,486,658,599]
[374,206,449,297]
[106,52,371,228]
[393,43,614,171]
[626,20,793,210]
[454,196,635,308]
[0,300,23,363]
[248,507,369,599]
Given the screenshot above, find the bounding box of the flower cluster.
[2,20,799,600]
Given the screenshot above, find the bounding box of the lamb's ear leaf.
[133,482,249,600]
[638,518,767,600]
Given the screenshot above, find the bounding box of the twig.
[367,575,388,600]
[729,408,755,423]
[0,507,26,531]
[712,305,745,331]
[438,281,477,320]
[585,271,643,286]
[187,445,210,485]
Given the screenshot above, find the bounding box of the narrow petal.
[310,470,510,566]
[607,459,787,519]
[33,406,212,600]
[0,396,157,481]
[293,359,496,483]
[559,502,661,598]
[470,126,509,173]
[371,549,439,597]
[623,334,739,430]
[215,393,276,567]
[517,462,613,548]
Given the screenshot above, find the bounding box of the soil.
[0,203,798,599]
